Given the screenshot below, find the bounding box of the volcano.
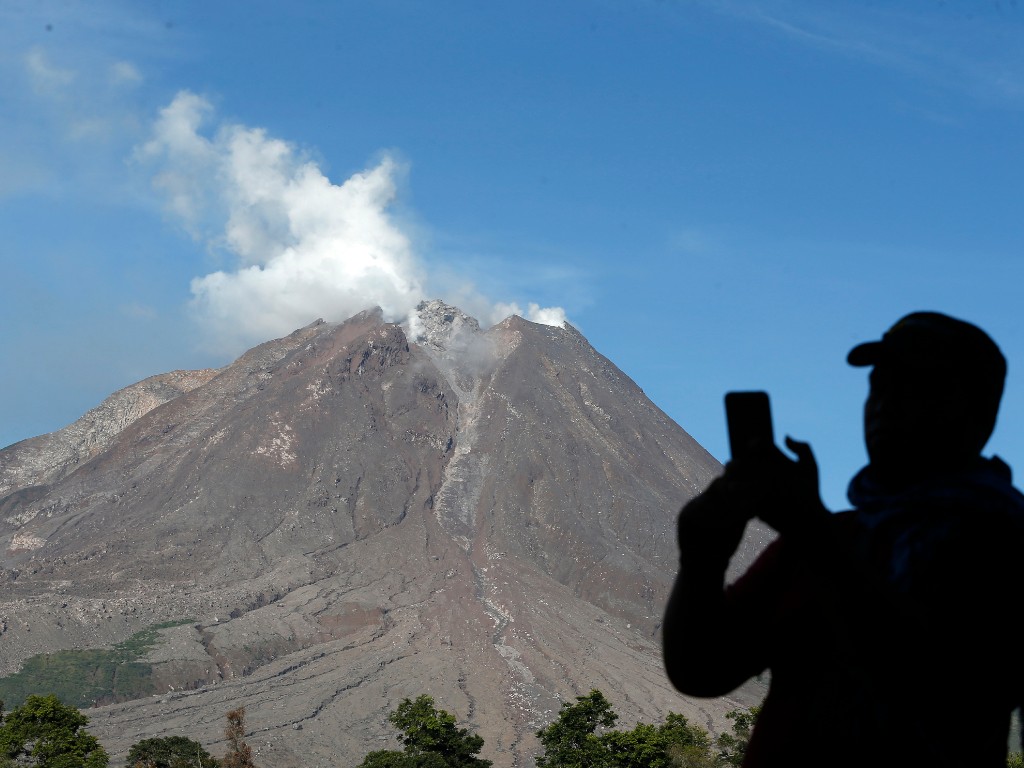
[0,301,770,767]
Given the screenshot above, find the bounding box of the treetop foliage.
[126,735,218,768]
[534,689,754,768]
[1,687,1018,767]
[354,688,756,768]
[0,693,109,768]
[535,689,618,768]
[356,694,491,768]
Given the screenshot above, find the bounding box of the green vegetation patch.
[0,619,194,709]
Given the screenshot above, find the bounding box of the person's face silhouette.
[864,362,963,481]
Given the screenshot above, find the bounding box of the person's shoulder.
[975,456,1024,512]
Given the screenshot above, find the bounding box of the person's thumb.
[784,436,819,478]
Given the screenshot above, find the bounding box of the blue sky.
[2,0,1023,510]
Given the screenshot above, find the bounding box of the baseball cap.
[847,311,1006,401]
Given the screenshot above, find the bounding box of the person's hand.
[676,474,753,571]
[726,436,828,537]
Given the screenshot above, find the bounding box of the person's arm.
[662,475,763,696]
[663,437,829,696]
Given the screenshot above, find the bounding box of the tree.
[0,693,108,767]
[534,690,739,768]
[604,712,719,768]
[535,689,618,768]
[536,693,721,768]
[603,721,672,768]
[220,707,255,768]
[126,735,218,768]
[714,707,758,768]
[357,750,448,768]
[666,742,718,768]
[355,695,490,768]
[659,713,715,768]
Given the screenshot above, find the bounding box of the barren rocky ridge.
[0,301,770,767]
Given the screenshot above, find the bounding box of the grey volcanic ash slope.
[0,301,769,768]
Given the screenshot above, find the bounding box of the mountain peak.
[411,299,483,352]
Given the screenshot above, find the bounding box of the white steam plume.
[491,302,567,327]
[138,90,567,356]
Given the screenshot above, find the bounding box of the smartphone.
[724,390,774,461]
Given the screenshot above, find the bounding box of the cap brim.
[847,341,881,367]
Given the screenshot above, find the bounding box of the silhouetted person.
[662,312,1024,768]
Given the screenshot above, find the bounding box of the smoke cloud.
[138,90,567,356]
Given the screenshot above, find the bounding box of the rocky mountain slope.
[0,301,771,767]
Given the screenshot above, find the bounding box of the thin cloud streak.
[703,0,1024,107]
